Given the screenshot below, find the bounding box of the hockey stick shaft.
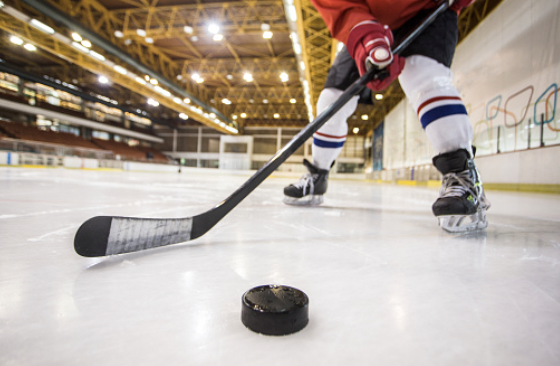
[74,1,449,257]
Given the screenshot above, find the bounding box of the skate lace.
[293,173,315,195]
[439,170,483,202]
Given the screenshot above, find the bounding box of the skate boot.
[432,148,490,233]
[283,159,329,206]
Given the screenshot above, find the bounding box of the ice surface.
[1,167,559,366]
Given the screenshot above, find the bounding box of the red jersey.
[310,0,441,43]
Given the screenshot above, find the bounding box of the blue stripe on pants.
[313,137,345,148]
[420,104,467,129]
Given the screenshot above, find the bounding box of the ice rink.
[1,166,559,366]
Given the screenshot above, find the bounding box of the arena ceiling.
[0,0,503,135]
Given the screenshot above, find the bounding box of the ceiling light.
[71,42,89,53]
[9,36,23,45]
[375,94,383,100]
[124,39,132,46]
[81,39,91,48]
[191,36,198,42]
[183,26,193,34]
[273,113,280,119]
[183,98,190,104]
[195,77,204,84]
[208,23,220,35]
[288,5,297,22]
[173,97,182,104]
[280,72,289,82]
[135,77,147,85]
[243,72,253,82]
[263,99,268,104]
[240,113,247,118]
[114,30,124,38]
[98,75,109,84]
[145,37,153,44]
[113,65,128,75]
[361,114,369,120]
[89,51,105,61]
[353,127,360,134]
[232,115,238,120]
[24,43,37,51]
[222,98,232,105]
[212,34,223,42]
[155,86,171,97]
[150,78,158,85]
[30,19,55,35]
[147,98,159,107]
[136,29,146,37]
[290,98,296,104]
[263,31,273,39]
[261,23,270,31]
[71,32,82,42]
[179,113,189,120]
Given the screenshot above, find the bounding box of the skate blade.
[283,194,324,206]
[437,207,488,233]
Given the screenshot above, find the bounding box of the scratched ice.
[1,166,560,366]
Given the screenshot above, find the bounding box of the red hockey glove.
[346,21,405,91]
[450,0,476,12]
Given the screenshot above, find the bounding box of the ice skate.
[283,159,329,206]
[432,148,490,233]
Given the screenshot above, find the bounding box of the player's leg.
[397,9,489,232]
[284,47,360,206]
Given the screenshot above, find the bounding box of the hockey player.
[283,0,489,233]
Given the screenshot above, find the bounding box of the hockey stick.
[74,0,450,257]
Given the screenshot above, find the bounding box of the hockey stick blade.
[73,1,449,257]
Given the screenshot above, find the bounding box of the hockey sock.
[312,88,359,170]
[399,55,473,155]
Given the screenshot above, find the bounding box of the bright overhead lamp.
[113,65,128,75]
[243,72,253,82]
[135,77,147,85]
[9,36,23,45]
[183,26,193,34]
[173,97,182,104]
[114,30,124,38]
[263,31,273,39]
[240,113,247,118]
[183,98,191,104]
[89,51,105,61]
[208,23,220,35]
[147,98,159,107]
[136,29,146,37]
[290,98,296,104]
[179,113,189,120]
[145,37,154,44]
[280,72,289,82]
[375,94,383,100]
[71,42,89,53]
[71,32,82,42]
[361,114,369,120]
[212,34,223,42]
[23,43,37,51]
[81,39,92,48]
[353,127,360,134]
[98,75,109,84]
[273,113,280,119]
[30,19,55,35]
[150,78,158,85]
[222,98,232,105]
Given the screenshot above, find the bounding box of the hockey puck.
[241,285,309,336]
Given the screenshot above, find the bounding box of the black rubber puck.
[241,284,309,336]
